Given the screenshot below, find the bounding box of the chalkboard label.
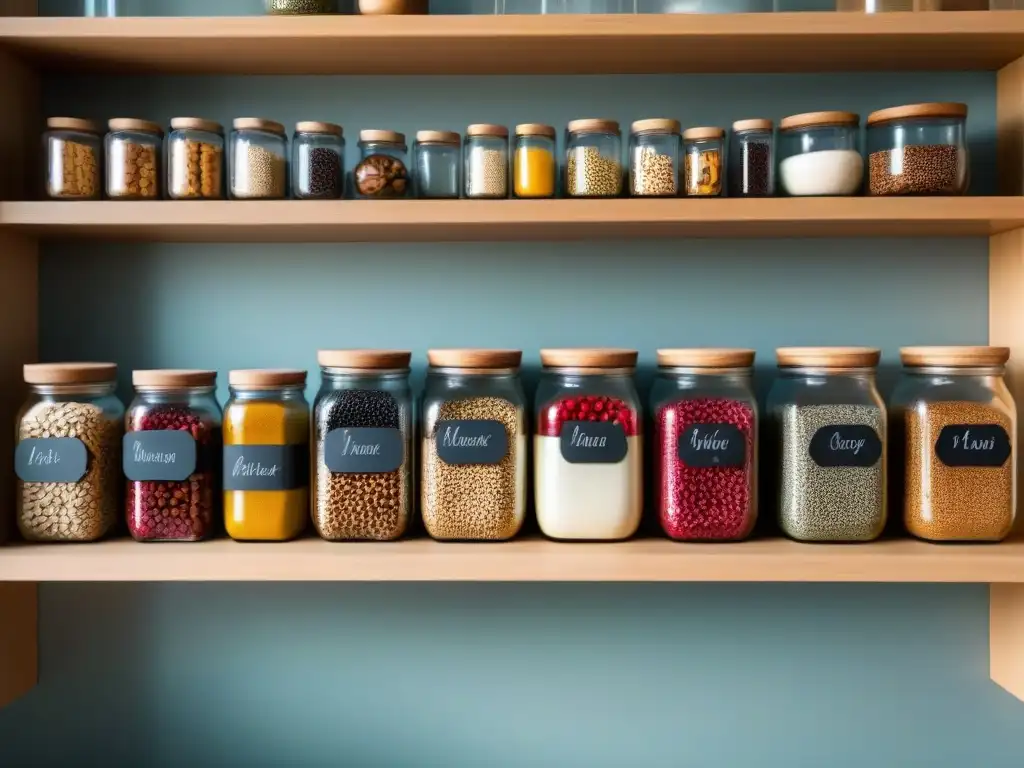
[123,430,197,482]
[224,445,307,491]
[935,424,1012,468]
[808,425,882,468]
[678,424,746,468]
[435,419,508,465]
[15,437,88,483]
[324,427,403,473]
[559,421,627,464]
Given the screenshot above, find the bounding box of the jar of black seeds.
[292,121,344,200]
[729,118,774,197]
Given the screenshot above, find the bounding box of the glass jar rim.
[902,364,1005,376]
[543,366,635,376]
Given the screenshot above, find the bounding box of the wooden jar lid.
[516,123,556,138]
[24,362,116,385]
[867,102,967,127]
[732,118,773,132]
[416,130,460,144]
[229,369,307,388]
[657,348,755,368]
[466,124,509,138]
[47,117,101,134]
[295,121,343,136]
[133,369,216,388]
[360,129,405,144]
[900,346,1010,367]
[567,118,620,135]
[682,126,725,140]
[317,350,411,369]
[108,118,164,136]
[780,111,859,131]
[170,117,224,134]
[427,349,522,369]
[776,347,880,368]
[233,117,286,136]
[631,118,681,135]
[540,348,638,369]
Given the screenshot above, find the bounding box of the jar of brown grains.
[106,118,163,199]
[167,117,225,200]
[44,117,102,200]
[566,119,622,198]
[866,102,968,196]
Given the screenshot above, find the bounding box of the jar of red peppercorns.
[651,349,758,541]
[535,348,642,541]
[124,369,222,542]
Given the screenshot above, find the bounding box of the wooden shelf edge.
[0,583,36,708]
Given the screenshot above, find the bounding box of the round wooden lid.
[631,118,681,135]
[295,121,342,137]
[359,129,405,144]
[567,118,620,135]
[780,111,859,131]
[427,349,522,369]
[682,126,725,141]
[133,369,216,388]
[540,348,638,369]
[170,117,224,134]
[416,130,460,144]
[515,123,556,138]
[233,117,286,136]
[108,118,163,136]
[317,350,411,369]
[47,117,101,134]
[657,348,755,369]
[867,102,967,127]
[229,369,307,388]
[776,347,880,368]
[900,346,1010,367]
[732,118,773,132]
[466,123,509,138]
[24,362,116,385]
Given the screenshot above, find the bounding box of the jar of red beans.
[651,349,758,541]
[535,349,642,541]
[124,369,221,542]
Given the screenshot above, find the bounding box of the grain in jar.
[464,124,509,199]
[230,118,288,200]
[44,118,101,200]
[514,123,556,198]
[106,118,163,199]
[866,103,968,196]
[354,130,409,199]
[167,117,224,200]
[729,118,774,197]
[629,119,680,197]
[683,127,725,197]
[566,119,622,197]
[292,121,344,200]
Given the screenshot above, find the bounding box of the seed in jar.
[631,146,677,196]
[50,139,98,199]
[868,144,964,195]
[567,146,622,197]
[730,140,772,197]
[109,140,159,199]
[684,148,722,196]
[233,143,286,199]
[300,146,342,199]
[355,154,408,198]
[466,148,508,198]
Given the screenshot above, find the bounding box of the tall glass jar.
[514,123,556,199]
[767,347,887,542]
[44,117,101,200]
[651,349,758,542]
[106,118,162,199]
[422,349,527,541]
[167,117,224,200]
[230,118,288,200]
[729,118,774,197]
[892,346,1016,542]
[566,118,622,197]
[292,121,344,200]
[682,127,725,197]
[866,102,968,196]
[16,363,124,542]
[313,350,413,541]
[535,349,642,541]
[778,111,863,196]
[223,369,309,542]
[354,129,409,199]
[124,370,222,542]
[629,118,680,197]
[464,124,509,199]
[414,130,461,199]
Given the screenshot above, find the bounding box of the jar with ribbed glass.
[867,102,968,196]
[167,117,224,200]
[778,111,863,196]
[354,129,409,198]
[314,350,413,541]
[682,127,725,197]
[414,130,461,199]
[566,118,622,197]
[230,118,288,200]
[514,124,556,198]
[422,349,527,541]
[629,119,680,197]
[464,124,509,199]
[44,117,101,200]
[106,118,162,199]
[292,121,344,200]
[729,118,774,197]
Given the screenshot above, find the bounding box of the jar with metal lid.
[413,130,461,199]
[464,124,509,199]
[125,370,222,542]
[566,118,622,198]
[224,369,309,542]
[167,117,224,200]
[514,123,556,199]
[422,349,527,541]
[892,346,1016,542]
[866,102,968,196]
[106,118,162,199]
[767,348,886,542]
[313,350,413,541]
[535,349,642,541]
[729,118,774,197]
[16,363,124,542]
[44,117,101,200]
[629,118,680,197]
[651,349,758,542]
[292,121,344,200]
[230,118,288,200]
[778,111,863,196]
[354,129,409,199]
[682,127,725,197]
[265,0,337,12]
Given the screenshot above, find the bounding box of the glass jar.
[514,123,556,199]
[313,350,413,541]
[125,370,222,542]
[566,118,622,197]
[265,0,338,12]
[224,369,309,542]
[535,349,642,541]
[464,124,509,199]
[167,117,224,200]
[629,118,680,197]
[291,121,344,200]
[422,349,527,541]
[106,118,162,199]
[892,346,1016,542]
[414,130,461,199]
[15,363,124,542]
[778,111,863,196]
[44,117,101,200]
[866,102,968,196]
[767,347,887,542]
[651,349,758,542]
[729,118,775,198]
[682,127,725,197]
[836,0,945,9]
[230,118,288,200]
[354,129,409,199]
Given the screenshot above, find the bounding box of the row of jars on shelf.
[14,345,1015,545]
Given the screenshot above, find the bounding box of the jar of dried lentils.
[892,346,1016,542]
[683,126,725,197]
[566,118,622,198]
[44,117,101,200]
[464,124,509,199]
[514,123,556,199]
[230,118,288,200]
[167,117,224,200]
[866,102,968,196]
[106,118,162,199]
[293,121,344,200]
[354,130,409,199]
[16,363,124,542]
[629,119,680,197]
[124,370,221,542]
[422,349,527,541]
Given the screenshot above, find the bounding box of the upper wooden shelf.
[3,13,1024,75]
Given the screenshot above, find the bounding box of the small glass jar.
[354,129,409,199]
[292,121,344,200]
[15,363,124,542]
[566,118,622,198]
[682,127,725,197]
[514,123,556,199]
[224,369,309,542]
[778,111,863,196]
[44,117,102,200]
[651,349,758,542]
[629,118,680,197]
[535,349,642,541]
[892,346,1016,542]
[464,124,509,199]
[265,0,337,12]
[767,348,887,542]
[106,118,162,199]
[422,349,527,541]
[729,118,775,198]
[167,117,224,200]
[413,130,461,199]
[125,370,222,542]
[866,102,968,196]
[230,118,288,200]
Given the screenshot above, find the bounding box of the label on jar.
[15,437,88,483]
[808,425,883,468]
[223,445,307,491]
[435,419,508,465]
[559,421,627,464]
[324,427,404,474]
[935,424,1012,468]
[678,424,746,468]
[122,430,197,482]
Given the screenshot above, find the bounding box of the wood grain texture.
[998,57,1024,196]
[990,583,1024,701]
[0,49,38,201]
[0,583,36,708]
[0,0,36,17]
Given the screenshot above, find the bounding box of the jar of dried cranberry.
[651,349,758,541]
[124,369,222,542]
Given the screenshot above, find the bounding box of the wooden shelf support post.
[0,583,36,707]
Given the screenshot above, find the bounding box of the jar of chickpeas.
[566,119,622,198]
[44,117,102,200]
[106,118,163,200]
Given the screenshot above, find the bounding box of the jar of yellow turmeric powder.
[223,369,309,541]
[514,124,556,199]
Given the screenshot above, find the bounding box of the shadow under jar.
[566,118,622,197]
[167,117,224,200]
[682,126,725,197]
[866,102,968,196]
[44,117,102,200]
[292,121,344,200]
[464,123,509,199]
[778,111,863,196]
[230,118,288,200]
[629,118,680,197]
[124,370,222,542]
[354,130,410,199]
[728,118,774,197]
[414,130,461,199]
[106,118,162,199]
